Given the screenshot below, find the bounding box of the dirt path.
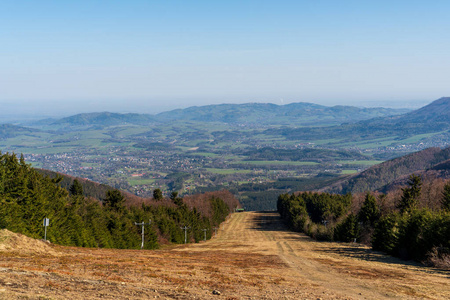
[185,211,449,299]
[0,211,449,299]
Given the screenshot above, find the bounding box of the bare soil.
[0,211,448,299]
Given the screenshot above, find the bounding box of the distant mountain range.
[22,101,410,129]
[31,112,155,128]
[153,102,409,126]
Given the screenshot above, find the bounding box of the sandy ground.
[0,211,449,299]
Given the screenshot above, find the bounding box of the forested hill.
[22,102,409,129]
[0,152,239,249]
[153,102,408,126]
[36,169,148,206]
[391,97,450,124]
[360,97,450,130]
[269,97,450,143]
[37,169,116,201]
[320,146,450,194]
[0,124,39,139]
[30,112,155,128]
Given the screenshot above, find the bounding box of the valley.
[3,3,450,299]
[1,211,448,299]
[2,99,450,210]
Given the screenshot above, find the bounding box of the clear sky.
[1,0,449,118]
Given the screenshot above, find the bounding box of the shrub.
[425,247,450,269]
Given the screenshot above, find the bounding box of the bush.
[425,247,450,269]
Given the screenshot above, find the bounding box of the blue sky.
[1,0,449,117]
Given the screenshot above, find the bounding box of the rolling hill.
[21,101,409,130]
[154,102,408,126]
[359,96,450,134]
[272,97,450,144]
[320,146,450,194]
[395,97,450,124]
[0,124,40,139]
[32,112,156,128]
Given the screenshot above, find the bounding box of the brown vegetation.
[1,212,449,299]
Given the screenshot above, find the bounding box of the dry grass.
[0,213,449,299]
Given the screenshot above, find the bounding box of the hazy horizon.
[1,1,449,121]
[0,97,433,124]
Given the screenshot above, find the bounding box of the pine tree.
[69,179,83,196]
[103,189,125,211]
[334,213,359,242]
[358,192,380,226]
[398,174,422,214]
[441,182,450,211]
[153,188,163,200]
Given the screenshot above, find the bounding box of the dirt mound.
[0,229,60,256]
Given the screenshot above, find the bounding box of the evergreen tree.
[153,188,163,200]
[0,152,236,249]
[103,189,125,211]
[334,213,360,242]
[170,191,183,206]
[398,174,422,214]
[441,182,450,211]
[69,179,83,196]
[358,192,380,226]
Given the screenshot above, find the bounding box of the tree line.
[278,174,450,267]
[0,152,237,249]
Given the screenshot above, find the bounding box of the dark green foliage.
[398,174,422,213]
[372,213,401,254]
[210,197,231,226]
[103,189,125,211]
[334,214,359,242]
[278,192,351,240]
[69,179,83,196]
[396,209,431,260]
[0,152,235,249]
[372,209,450,262]
[277,152,450,266]
[441,182,450,211]
[170,191,184,207]
[422,212,450,261]
[279,187,449,265]
[302,192,352,223]
[290,209,308,232]
[278,193,308,231]
[153,188,163,201]
[358,193,380,226]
